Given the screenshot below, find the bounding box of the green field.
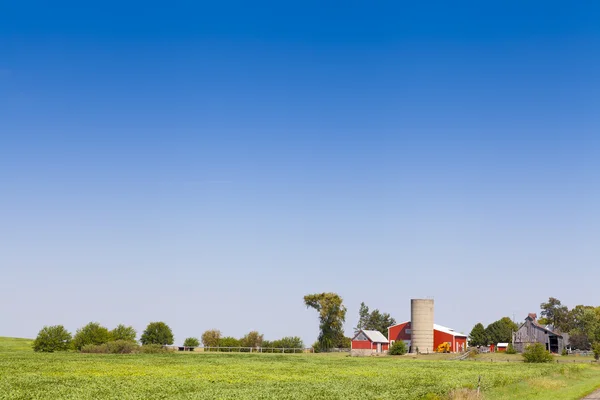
[1,337,599,400]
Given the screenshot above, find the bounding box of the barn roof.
[524,314,563,337]
[361,330,389,343]
[434,324,467,338]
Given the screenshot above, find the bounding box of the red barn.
[351,330,389,354]
[496,343,509,352]
[388,321,468,353]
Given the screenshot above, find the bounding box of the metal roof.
[361,330,389,343]
[433,324,468,338]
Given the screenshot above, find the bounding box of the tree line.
[33,292,396,353]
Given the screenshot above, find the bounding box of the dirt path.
[582,389,600,399]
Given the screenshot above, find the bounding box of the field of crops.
[0,337,598,400]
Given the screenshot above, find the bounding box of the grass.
[0,337,599,399]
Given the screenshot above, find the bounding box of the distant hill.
[0,337,33,352]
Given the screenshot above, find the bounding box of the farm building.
[388,321,468,353]
[351,329,389,355]
[513,313,564,354]
[496,343,509,352]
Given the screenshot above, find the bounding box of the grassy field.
[1,337,599,400]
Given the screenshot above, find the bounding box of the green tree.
[218,336,240,348]
[485,317,518,344]
[540,297,569,331]
[304,292,347,351]
[592,342,600,361]
[240,331,264,348]
[389,340,407,355]
[183,337,200,347]
[505,343,517,354]
[140,322,174,345]
[353,302,396,338]
[32,325,72,352]
[568,332,591,351]
[354,302,370,333]
[201,329,222,347]
[468,323,488,347]
[110,324,137,342]
[522,343,553,363]
[72,322,111,351]
[271,336,304,349]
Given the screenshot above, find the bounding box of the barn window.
[405,329,412,334]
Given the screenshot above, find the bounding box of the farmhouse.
[513,313,564,354]
[351,329,389,355]
[388,321,468,353]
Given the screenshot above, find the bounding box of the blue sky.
[1,1,599,345]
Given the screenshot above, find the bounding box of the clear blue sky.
[1,1,599,345]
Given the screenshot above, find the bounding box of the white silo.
[411,299,434,354]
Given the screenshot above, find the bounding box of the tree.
[353,302,396,338]
[271,336,304,349]
[32,325,72,352]
[540,297,569,331]
[201,329,222,347]
[72,322,111,351]
[354,302,370,334]
[505,343,517,354]
[218,336,240,348]
[468,323,488,346]
[110,324,137,342]
[183,337,200,347]
[140,322,174,345]
[389,340,407,355]
[304,292,347,351]
[240,331,264,348]
[569,332,591,351]
[593,342,600,361]
[485,317,518,344]
[522,343,553,363]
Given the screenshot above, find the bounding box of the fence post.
[477,375,481,396]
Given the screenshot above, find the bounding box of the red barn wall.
[388,322,412,342]
[351,340,373,350]
[434,329,455,350]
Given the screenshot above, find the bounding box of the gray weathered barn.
[513,313,564,353]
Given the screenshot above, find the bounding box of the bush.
[183,337,200,347]
[593,343,600,361]
[80,343,109,353]
[80,340,140,354]
[72,322,111,351]
[32,325,72,352]
[311,341,321,353]
[107,340,139,354]
[522,343,553,363]
[561,347,568,356]
[505,343,517,354]
[271,336,304,353]
[201,329,222,347]
[140,322,174,345]
[110,324,137,342]
[389,340,408,355]
[139,344,169,354]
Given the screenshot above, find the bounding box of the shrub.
[107,340,139,354]
[217,336,241,351]
[389,340,408,355]
[311,341,321,353]
[139,344,169,354]
[140,322,174,345]
[32,325,72,352]
[183,337,200,347]
[271,336,304,352]
[80,340,140,354]
[593,343,600,361]
[201,329,222,347]
[505,343,517,354]
[72,322,111,351]
[110,324,137,342]
[561,347,568,356]
[522,343,553,363]
[80,344,109,353]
